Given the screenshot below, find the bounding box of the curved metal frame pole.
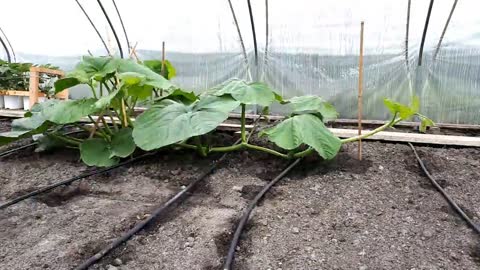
[97,0,124,58]
[433,0,458,61]
[0,33,11,62]
[227,0,252,81]
[418,0,435,66]
[0,27,15,62]
[75,0,111,56]
[112,0,131,55]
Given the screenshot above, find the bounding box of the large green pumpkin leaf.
[115,59,173,90]
[0,103,54,146]
[383,96,420,120]
[110,128,136,158]
[80,138,119,167]
[118,72,146,85]
[143,59,177,80]
[94,88,121,110]
[287,96,338,122]
[260,114,342,160]
[209,79,280,106]
[40,99,98,124]
[133,96,240,150]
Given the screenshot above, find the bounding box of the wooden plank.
[29,69,40,108]
[30,66,65,76]
[1,110,479,147]
[0,109,25,117]
[0,90,30,96]
[228,113,480,130]
[329,128,480,147]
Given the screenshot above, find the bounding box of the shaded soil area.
[0,124,479,269]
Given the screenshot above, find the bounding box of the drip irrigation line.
[227,0,252,81]
[0,151,155,211]
[0,26,16,62]
[0,130,85,158]
[111,0,131,55]
[0,31,11,63]
[0,142,37,158]
[433,0,458,61]
[75,0,111,56]
[75,139,242,270]
[409,143,480,235]
[97,0,124,58]
[246,0,258,67]
[418,0,435,66]
[224,158,302,270]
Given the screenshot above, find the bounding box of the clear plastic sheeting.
[0,0,479,124]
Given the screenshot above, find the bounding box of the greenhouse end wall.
[1,0,479,124]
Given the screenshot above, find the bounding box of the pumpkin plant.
[0,56,434,167]
[0,56,177,166]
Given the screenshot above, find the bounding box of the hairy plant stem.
[87,115,110,140]
[89,84,98,99]
[99,116,113,135]
[194,137,207,157]
[241,104,247,142]
[50,134,81,146]
[107,111,119,131]
[243,143,289,158]
[293,116,402,158]
[120,99,128,127]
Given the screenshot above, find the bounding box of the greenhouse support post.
[357,21,364,161]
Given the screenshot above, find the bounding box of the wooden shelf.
[0,90,30,96]
[0,67,68,109]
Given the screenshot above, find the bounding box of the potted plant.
[0,61,30,109]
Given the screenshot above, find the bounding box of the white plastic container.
[23,96,47,110]
[4,96,23,109]
[0,96,4,109]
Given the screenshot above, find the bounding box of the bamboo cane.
[358,21,364,160]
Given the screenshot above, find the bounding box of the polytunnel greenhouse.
[0,0,479,269]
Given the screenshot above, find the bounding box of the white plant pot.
[0,96,4,109]
[4,96,23,109]
[23,96,47,110]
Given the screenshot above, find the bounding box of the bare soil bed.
[0,120,479,270]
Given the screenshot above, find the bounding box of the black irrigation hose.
[0,130,85,158]
[409,143,480,235]
[0,26,16,62]
[111,0,131,55]
[0,152,155,210]
[75,0,111,56]
[224,158,302,270]
[97,0,124,58]
[418,0,435,66]
[75,140,242,270]
[0,31,11,63]
[0,142,37,158]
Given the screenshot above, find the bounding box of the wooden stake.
[358,21,364,160]
[160,41,166,96]
[129,42,138,60]
[161,41,166,76]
